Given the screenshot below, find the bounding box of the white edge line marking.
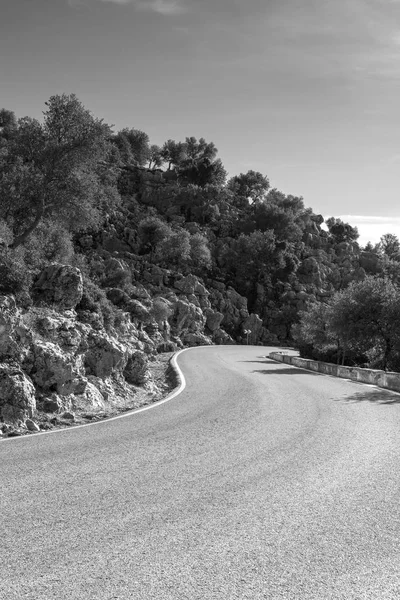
[1,347,194,443]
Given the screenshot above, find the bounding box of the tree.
[189,233,212,270]
[379,233,400,261]
[113,128,150,167]
[220,230,283,306]
[328,276,400,369]
[293,276,400,370]
[292,301,335,359]
[170,184,220,224]
[363,241,375,252]
[325,217,359,244]
[0,94,119,249]
[177,137,225,187]
[180,157,227,187]
[0,109,17,130]
[227,170,270,203]
[155,230,191,269]
[243,193,303,242]
[380,254,400,285]
[147,144,163,169]
[0,109,17,143]
[184,136,217,162]
[138,216,172,257]
[160,139,187,170]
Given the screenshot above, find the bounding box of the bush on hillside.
[0,249,32,300]
[76,276,118,331]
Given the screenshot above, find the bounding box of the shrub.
[126,299,150,322]
[102,268,131,289]
[154,230,191,269]
[76,276,117,331]
[151,297,172,324]
[189,233,212,270]
[21,220,74,272]
[0,249,32,298]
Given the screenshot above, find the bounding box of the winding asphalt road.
[2,345,400,599]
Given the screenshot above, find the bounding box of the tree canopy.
[1,94,119,248]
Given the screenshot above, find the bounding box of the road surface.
[2,345,400,599]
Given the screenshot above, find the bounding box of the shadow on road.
[240,360,278,365]
[336,388,400,405]
[251,367,319,376]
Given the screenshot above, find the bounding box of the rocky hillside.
[0,256,269,435]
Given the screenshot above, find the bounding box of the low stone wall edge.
[268,352,400,394]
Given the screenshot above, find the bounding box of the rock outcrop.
[0,295,21,359]
[84,332,127,378]
[0,365,36,423]
[0,259,265,427]
[33,263,83,309]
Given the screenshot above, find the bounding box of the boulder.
[30,340,86,395]
[84,332,128,378]
[204,308,224,332]
[25,418,40,432]
[209,285,250,334]
[127,299,151,323]
[72,382,105,410]
[181,332,212,346]
[42,394,63,413]
[212,328,235,345]
[174,275,210,309]
[123,350,150,385]
[187,293,200,308]
[86,375,130,405]
[157,341,177,353]
[225,287,247,309]
[36,313,82,351]
[198,294,211,310]
[106,288,131,307]
[0,365,36,423]
[174,274,205,296]
[61,411,75,421]
[33,264,83,310]
[172,299,205,334]
[138,329,155,354]
[130,284,151,301]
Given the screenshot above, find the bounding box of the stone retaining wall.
[269,352,400,393]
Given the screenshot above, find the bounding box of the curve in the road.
[3,345,400,600]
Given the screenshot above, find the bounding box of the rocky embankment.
[0,262,268,437]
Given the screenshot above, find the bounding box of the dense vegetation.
[1,94,399,370]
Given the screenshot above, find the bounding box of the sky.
[2,0,400,245]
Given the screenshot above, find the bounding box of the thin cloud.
[334,215,400,246]
[338,215,400,225]
[68,0,187,14]
[136,0,187,14]
[262,0,400,81]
